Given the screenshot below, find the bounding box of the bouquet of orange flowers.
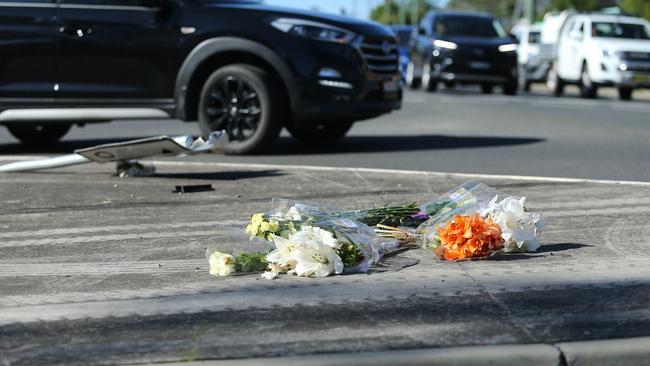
[434,213,504,260]
[378,181,545,261]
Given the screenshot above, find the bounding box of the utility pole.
[399,1,406,25]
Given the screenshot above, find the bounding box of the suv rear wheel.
[198,64,284,155]
[6,124,72,145]
[287,121,354,144]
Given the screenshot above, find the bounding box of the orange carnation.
[435,213,504,260]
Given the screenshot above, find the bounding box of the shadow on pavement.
[537,243,593,253]
[264,134,545,156]
[152,170,285,181]
[0,134,544,156]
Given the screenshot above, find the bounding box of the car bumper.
[431,55,517,84]
[297,78,402,122]
[521,60,551,82]
[592,59,650,87]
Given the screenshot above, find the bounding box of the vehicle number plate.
[383,80,398,92]
[469,61,490,70]
[633,75,649,83]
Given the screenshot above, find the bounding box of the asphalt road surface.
[1,85,649,181]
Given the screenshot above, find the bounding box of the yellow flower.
[268,220,280,233]
[208,250,236,276]
[251,213,265,226]
[260,221,271,232]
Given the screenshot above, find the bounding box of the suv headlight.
[433,39,458,50]
[498,44,518,53]
[271,18,356,44]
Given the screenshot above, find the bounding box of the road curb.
[557,337,650,366]
[155,344,562,366]
[153,337,650,366]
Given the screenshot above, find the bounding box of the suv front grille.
[359,38,399,75]
[619,51,650,62]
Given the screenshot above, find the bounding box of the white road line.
[3,156,650,187]
[145,160,650,187]
[0,220,243,238]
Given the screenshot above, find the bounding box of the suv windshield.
[592,22,650,40]
[434,15,507,38]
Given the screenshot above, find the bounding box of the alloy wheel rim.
[205,75,261,141]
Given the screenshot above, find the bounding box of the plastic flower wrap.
[263,198,426,231]
[418,181,498,248]
[205,227,275,277]
[435,213,504,260]
[480,196,546,253]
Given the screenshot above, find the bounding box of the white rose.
[208,250,236,276]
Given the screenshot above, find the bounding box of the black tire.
[547,63,565,97]
[287,121,354,144]
[503,81,518,96]
[619,87,633,101]
[198,64,284,155]
[7,123,71,145]
[405,61,421,89]
[579,63,598,99]
[422,62,438,92]
[481,83,493,94]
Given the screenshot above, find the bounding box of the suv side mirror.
[569,29,582,40]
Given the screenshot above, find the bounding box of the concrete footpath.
[1,159,650,365]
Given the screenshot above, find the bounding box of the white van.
[550,14,650,100]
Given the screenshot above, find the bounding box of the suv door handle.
[59,25,92,37]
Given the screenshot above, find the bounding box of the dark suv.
[0,0,402,154]
[406,11,519,95]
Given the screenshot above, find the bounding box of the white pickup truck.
[549,14,650,100]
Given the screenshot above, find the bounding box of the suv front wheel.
[6,123,72,145]
[198,64,284,155]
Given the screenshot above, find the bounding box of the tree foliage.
[446,0,516,19]
[546,0,617,11]
[370,0,436,25]
[620,0,650,21]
